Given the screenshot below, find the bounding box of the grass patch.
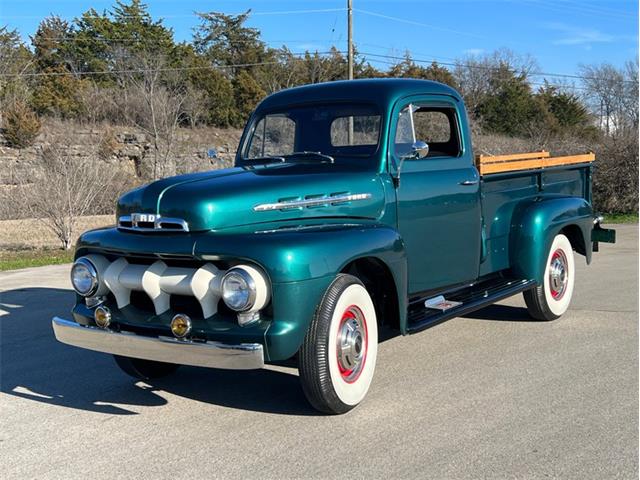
[603,213,638,224]
[0,248,74,271]
[0,212,636,272]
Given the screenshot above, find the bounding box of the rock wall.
[0,121,243,187]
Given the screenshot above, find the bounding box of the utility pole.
[347,0,354,144]
[347,0,353,81]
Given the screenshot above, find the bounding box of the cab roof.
[256,78,463,112]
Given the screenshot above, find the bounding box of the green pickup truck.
[53,79,615,414]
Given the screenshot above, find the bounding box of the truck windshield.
[240,103,381,168]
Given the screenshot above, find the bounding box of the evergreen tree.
[537,83,591,132]
[233,70,266,126]
[388,53,458,88]
[72,0,176,83]
[194,10,267,68]
[179,44,237,127]
[477,65,547,136]
[31,17,86,117]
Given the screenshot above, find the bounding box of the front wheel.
[298,274,378,414]
[113,355,180,380]
[524,233,576,321]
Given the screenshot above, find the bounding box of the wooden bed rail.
[476,151,595,175]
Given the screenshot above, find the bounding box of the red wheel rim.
[549,248,568,300]
[336,305,368,383]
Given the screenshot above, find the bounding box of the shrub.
[98,127,119,160]
[592,133,639,214]
[2,102,42,148]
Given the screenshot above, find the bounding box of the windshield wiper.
[242,155,287,165]
[285,151,335,164]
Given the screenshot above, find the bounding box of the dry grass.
[0,215,113,251]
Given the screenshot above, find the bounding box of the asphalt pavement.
[0,224,637,479]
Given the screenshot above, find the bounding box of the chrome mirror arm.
[392,140,429,187]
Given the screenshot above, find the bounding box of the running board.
[406,278,536,334]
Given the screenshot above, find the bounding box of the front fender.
[195,223,407,360]
[510,196,593,284]
[76,223,407,361]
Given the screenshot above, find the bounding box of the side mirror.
[393,140,430,188]
[401,140,429,160]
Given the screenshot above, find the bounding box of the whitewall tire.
[524,233,576,320]
[298,274,378,414]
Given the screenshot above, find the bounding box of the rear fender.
[510,196,593,284]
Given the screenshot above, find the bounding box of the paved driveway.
[1,225,637,479]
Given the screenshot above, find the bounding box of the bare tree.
[182,85,209,128]
[77,83,122,125]
[622,58,639,130]
[578,62,636,136]
[114,52,187,179]
[8,136,122,249]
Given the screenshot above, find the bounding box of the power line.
[3,6,633,87]
[366,56,590,92]
[354,8,486,40]
[247,8,348,17]
[3,45,631,87]
[29,36,338,46]
[521,0,633,21]
[23,28,624,85]
[1,8,347,20]
[0,51,347,78]
[360,51,635,85]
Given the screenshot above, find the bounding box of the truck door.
[391,96,481,294]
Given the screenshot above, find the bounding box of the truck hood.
[117,163,386,231]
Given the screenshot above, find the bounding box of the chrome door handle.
[459,179,479,186]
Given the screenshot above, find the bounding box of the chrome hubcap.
[336,305,368,383]
[549,249,568,300]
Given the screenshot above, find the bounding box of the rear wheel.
[113,355,180,380]
[524,233,575,321]
[298,274,378,414]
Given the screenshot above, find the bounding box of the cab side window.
[394,105,461,158]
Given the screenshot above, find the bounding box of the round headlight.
[221,268,256,312]
[71,258,99,297]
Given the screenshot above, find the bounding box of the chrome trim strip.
[118,215,189,232]
[253,193,372,212]
[255,223,362,234]
[52,317,264,370]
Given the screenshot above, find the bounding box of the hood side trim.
[254,193,372,212]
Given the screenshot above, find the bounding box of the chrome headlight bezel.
[70,257,99,297]
[221,268,257,312]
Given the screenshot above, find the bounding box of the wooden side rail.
[476,151,595,175]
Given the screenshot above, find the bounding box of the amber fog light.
[94,306,111,329]
[171,314,192,338]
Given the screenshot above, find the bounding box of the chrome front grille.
[118,214,189,232]
[84,254,224,318]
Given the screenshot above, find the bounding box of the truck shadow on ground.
[0,287,315,416]
[1,287,532,417]
[462,304,536,322]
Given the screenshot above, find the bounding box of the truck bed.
[477,151,595,276]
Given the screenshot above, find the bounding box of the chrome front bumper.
[51,317,264,370]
